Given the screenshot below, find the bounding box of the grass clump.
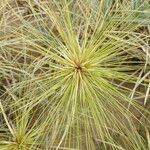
[0,0,150,150]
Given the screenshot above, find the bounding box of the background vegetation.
[0,0,150,149]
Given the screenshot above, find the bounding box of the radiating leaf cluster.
[0,0,149,150]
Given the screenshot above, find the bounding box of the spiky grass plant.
[0,0,150,149]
